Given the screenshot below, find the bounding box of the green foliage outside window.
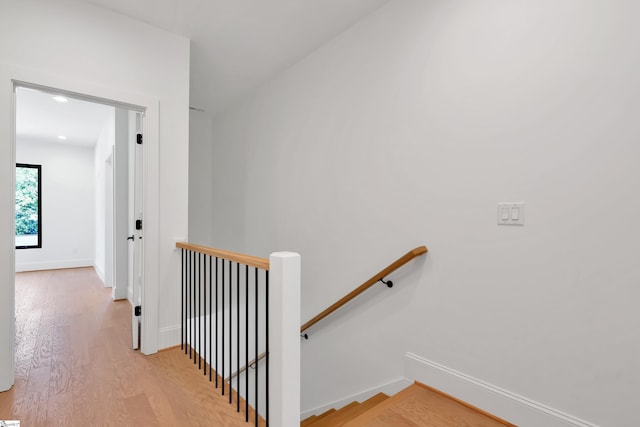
[15,165,39,236]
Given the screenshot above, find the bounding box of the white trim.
[405,353,600,427]
[0,77,16,391]
[15,259,94,273]
[301,377,412,420]
[158,325,181,350]
[94,262,105,283]
[140,102,160,355]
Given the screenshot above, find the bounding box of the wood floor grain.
[343,384,514,427]
[0,267,258,426]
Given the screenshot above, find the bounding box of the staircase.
[301,383,515,427]
[301,392,389,427]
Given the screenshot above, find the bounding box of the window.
[15,163,41,249]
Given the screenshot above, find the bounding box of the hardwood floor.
[342,384,513,427]
[4,267,512,427]
[301,383,514,427]
[0,267,256,426]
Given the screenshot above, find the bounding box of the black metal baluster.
[245,265,249,422]
[193,252,200,365]
[189,250,192,359]
[195,252,198,363]
[237,262,240,412]
[209,255,213,382]
[222,259,225,396]
[198,253,202,370]
[179,251,274,424]
[181,249,184,351]
[195,252,198,361]
[229,260,233,405]
[265,270,269,427]
[215,257,219,389]
[193,250,196,362]
[255,267,259,427]
[198,252,201,368]
[204,253,207,376]
[186,250,189,356]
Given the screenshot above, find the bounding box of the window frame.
[15,163,42,249]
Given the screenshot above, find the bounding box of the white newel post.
[269,251,301,427]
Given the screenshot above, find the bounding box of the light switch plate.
[498,202,524,225]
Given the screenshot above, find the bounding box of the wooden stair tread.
[343,384,512,427]
[324,393,390,427]
[357,392,389,410]
[342,385,421,426]
[300,415,319,426]
[301,408,337,425]
[300,393,389,427]
[305,402,360,427]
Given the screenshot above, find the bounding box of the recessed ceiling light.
[58,135,67,140]
[53,96,68,103]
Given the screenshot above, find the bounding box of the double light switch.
[498,202,524,225]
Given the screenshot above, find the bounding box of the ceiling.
[16,87,114,147]
[15,1,388,144]
[78,0,389,116]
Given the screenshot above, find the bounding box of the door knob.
[127,235,135,241]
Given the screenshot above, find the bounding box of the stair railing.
[227,351,267,382]
[176,242,300,427]
[300,246,428,339]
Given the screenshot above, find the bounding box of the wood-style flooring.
[301,383,514,427]
[342,384,513,427]
[0,267,255,426]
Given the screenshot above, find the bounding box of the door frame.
[105,148,115,289]
[1,64,161,391]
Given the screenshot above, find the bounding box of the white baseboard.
[405,352,600,427]
[301,377,412,420]
[15,259,94,273]
[112,281,128,300]
[94,263,105,283]
[159,325,181,350]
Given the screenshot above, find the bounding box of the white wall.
[188,109,214,245]
[0,0,189,389]
[15,138,95,271]
[205,1,640,426]
[94,111,116,282]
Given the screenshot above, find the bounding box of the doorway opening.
[13,83,145,351]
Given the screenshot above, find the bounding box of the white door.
[113,108,131,301]
[131,112,144,350]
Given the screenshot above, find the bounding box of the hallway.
[0,267,251,426]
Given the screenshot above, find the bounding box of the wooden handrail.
[176,242,269,270]
[300,246,428,334]
[225,351,267,382]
